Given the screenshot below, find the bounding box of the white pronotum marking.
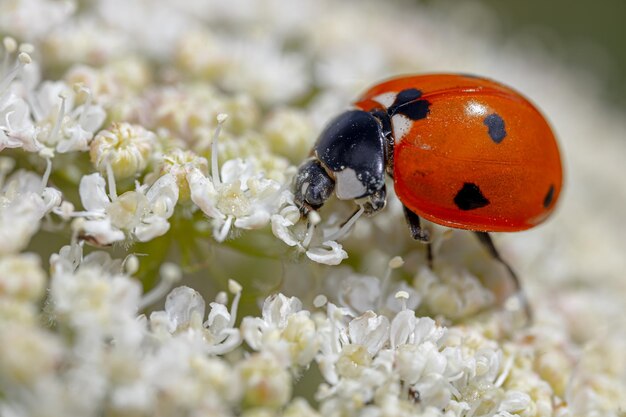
[373,92,397,108]
[335,168,367,200]
[391,114,412,143]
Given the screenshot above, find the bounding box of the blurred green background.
[422,0,626,108]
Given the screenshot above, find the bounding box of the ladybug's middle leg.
[402,205,433,267]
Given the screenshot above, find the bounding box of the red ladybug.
[294,74,563,313]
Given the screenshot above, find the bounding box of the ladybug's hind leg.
[402,206,433,267]
[473,231,532,322]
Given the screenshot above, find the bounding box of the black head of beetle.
[293,109,392,216]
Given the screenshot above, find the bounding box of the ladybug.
[294,74,563,311]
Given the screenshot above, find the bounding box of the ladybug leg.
[473,231,532,321]
[402,206,430,242]
[402,206,433,267]
[361,185,387,215]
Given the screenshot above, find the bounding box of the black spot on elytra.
[483,113,506,143]
[388,88,430,121]
[543,184,555,208]
[454,183,490,210]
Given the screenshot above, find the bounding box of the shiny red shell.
[355,74,563,232]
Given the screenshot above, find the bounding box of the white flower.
[157,148,209,201]
[97,0,194,59]
[90,122,155,179]
[31,81,106,154]
[187,158,287,242]
[263,108,315,162]
[0,0,75,40]
[389,312,445,349]
[221,39,310,104]
[314,302,353,385]
[0,323,63,385]
[75,172,179,245]
[348,311,389,356]
[260,293,303,329]
[48,244,143,339]
[498,390,531,414]
[414,266,495,319]
[0,169,62,255]
[0,253,46,302]
[283,398,322,417]
[149,280,242,355]
[242,294,318,368]
[0,92,40,152]
[160,286,206,332]
[323,265,421,315]
[270,202,349,266]
[238,352,292,408]
[43,18,129,66]
[315,299,472,414]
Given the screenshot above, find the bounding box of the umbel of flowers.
[0,0,624,416]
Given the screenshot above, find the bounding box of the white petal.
[0,201,41,254]
[306,241,348,265]
[81,218,125,245]
[50,244,82,275]
[206,302,231,335]
[348,312,390,355]
[270,214,299,247]
[56,125,92,153]
[77,104,106,132]
[186,165,224,219]
[0,130,23,150]
[40,187,63,212]
[234,210,270,229]
[220,158,253,186]
[240,316,265,350]
[133,215,170,242]
[164,286,206,330]
[3,170,41,195]
[36,81,75,116]
[499,391,531,413]
[262,293,302,328]
[1,94,32,132]
[339,274,380,314]
[79,173,110,213]
[146,173,179,218]
[413,317,445,345]
[389,309,416,348]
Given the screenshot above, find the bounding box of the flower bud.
[90,122,155,179]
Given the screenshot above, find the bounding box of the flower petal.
[79,173,110,213]
[306,241,347,265]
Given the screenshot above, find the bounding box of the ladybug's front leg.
[359,185,387,216]
[402,206,433,267]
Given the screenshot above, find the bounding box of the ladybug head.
[293,110,389,216]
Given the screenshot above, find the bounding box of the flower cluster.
[0,0,625,416]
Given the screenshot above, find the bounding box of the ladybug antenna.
[323,205,365,242]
